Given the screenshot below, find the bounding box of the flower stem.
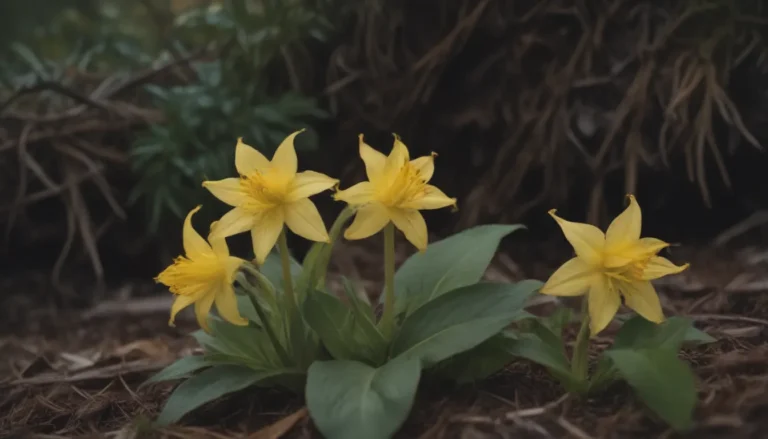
[278,228,297,313]
[571,298,591,382]
[380,222,396,339]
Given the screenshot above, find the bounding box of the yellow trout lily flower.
[155,206,247,332]
[334,134,457,250]
[540,195,690,335]
[202,130,339,264]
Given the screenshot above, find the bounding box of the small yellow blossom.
[540,195,689,335]
[202,130,339,264]
[334,134,457,250]
[155,206,247,332]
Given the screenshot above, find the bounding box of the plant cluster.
[145,131,712,438]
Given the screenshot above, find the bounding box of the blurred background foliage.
[2,0,768,295]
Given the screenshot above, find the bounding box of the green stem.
[571,298,591,382]
[278,228,297,312]
[236,274,292,365]
[380,222,396,338]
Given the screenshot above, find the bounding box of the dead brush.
[325,0,768,228]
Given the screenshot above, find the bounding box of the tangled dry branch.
[325,0,768,227]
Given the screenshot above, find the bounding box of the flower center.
[375,162,427,207]
[240,168,291,210]
[604,256,652,283]
[157,256,223,297]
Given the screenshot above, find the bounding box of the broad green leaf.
[235,294,262,324]
[154,365,263,426]
[261,250,301,290]
[613,316,714,352]
[296,207,354,294]
[683,326,717,346]
[393,224,525,315]
[392,281,541,368]
[605,349,696,430]
[306,358,421,439]
[432,333,516,383]
[141,356,210,387]
[505,331,580,390]
[207,318,282,369]
[303,291,386,365]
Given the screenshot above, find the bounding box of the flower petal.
[334,181,375,205]
[540,258,598,296]
[588,275,620,335]
[604,237,670,268]
[605,195,642,252]
[388,208,427,250]
[549,209,606,266]
[285,198,329,242]
[194,292,216,332]
[359,134,386,184]
[214,284,248,326]
[344,203,390,240]
[210,207,254,239]
[251,208,285,265]
[183,206,213,259]
[270,130,302,178]
[203,178,247,207]
[382,134,410,179]
[235,137,269,175]
[287,170,339,202]
[642,256,689,280]
[169,294,197,327]
[403,185,456,210]
[410,153,436,182]
[619,280,664,324]
[223,256,245,280]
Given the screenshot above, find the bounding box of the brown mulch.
[2,238,768,439]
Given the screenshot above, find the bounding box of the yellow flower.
[540,195,689,335]
[334,134,457,250]
[202,130,339,264]
[155,206,247,332]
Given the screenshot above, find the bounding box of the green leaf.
[392,280,541,368]
[154,365,263,426]
[303,291,386,365]
[393,224,525,315]
[613,316,713,352]
[296,207,354,295]
[505,331,579,390]
[306,358,421,439]
[207,318,282,368]
[432,333,516,383]
[141,356,210,387]
[261,250,301,289]
[683,326,717,346]
[605,349,696,430]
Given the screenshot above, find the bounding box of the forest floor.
[2,236,768,439]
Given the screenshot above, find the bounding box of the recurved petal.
[209,207,254,239]
[642,256,689,280]
[344,203,390,240]
[284,198,329,243]
[540,257,598,296]
[588,275,621,335]
[271,130,302,178]
[214,284,248,326]
[183,206,213,259]
[194,292,216,332]
[251,208,285,265]
[359,134,386,184]
[605,195,642,253]
[207,221,229,258]
[389,208,428,250]
[169,294,197,327]
[410,153,436,182]
[287,170,339,202]
[203,178,247,207]
[620,280,664,323]
[334,181,375,205]
[235,137,269,175]
[223,255,245,280]
[403,185,456,210]
[549,209,605,266]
